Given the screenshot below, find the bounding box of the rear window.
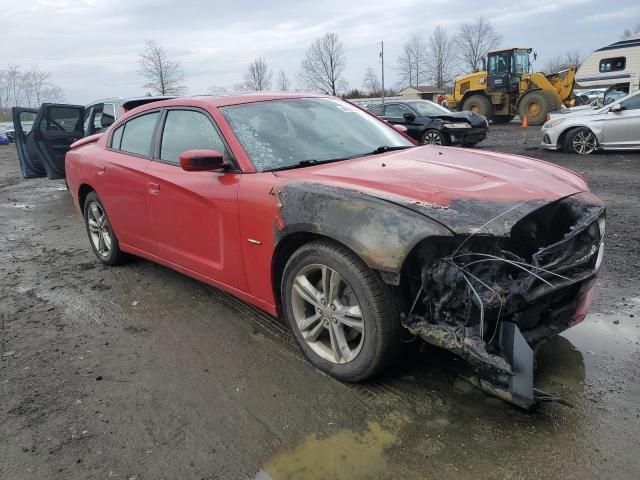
[117,112,159,156]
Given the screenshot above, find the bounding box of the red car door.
[145,108,248,291]
[97,110,160,255]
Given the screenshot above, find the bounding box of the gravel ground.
[1,124,639,480]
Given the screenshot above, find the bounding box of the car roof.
[168,91,327,108]
[86,96,175,107]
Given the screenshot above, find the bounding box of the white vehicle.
[541,89,640,154]
[575,88,606,103]
[576,36,640,102]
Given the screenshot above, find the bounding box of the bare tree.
[299,32,346,95]
[138,39,187,96]
[396,34,429,87]
[427,26,455,90]
[457,17,501,71]
[2,65,22,109]
[276,70,291,91]
[207,85,228,95]
[0,65,65,115]
[543,50,582,74]
[362,66,381,94]
[244,57,272,91]
[622,24,640,39]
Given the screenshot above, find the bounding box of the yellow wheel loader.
[446,48,578,125]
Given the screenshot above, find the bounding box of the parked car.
[575,88,606,103]
[14,93,604,407]
[542,89,640,154]
[0,131,8,145]
[12,96,173,179]
[2,124,15,142]
[367,100,488,146]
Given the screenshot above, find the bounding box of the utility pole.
[380,41,385,105]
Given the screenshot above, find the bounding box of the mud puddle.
[255,415,406,480]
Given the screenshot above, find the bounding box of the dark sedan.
[368,100,488,147]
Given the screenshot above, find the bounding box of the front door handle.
[97,166,105,175]
[148,182,160,194]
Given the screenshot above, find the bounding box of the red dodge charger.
[25,93,604,407]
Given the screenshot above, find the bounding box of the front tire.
[422,129,448,146]
[564,127,597,155]
[461,94,493,118]
[281,240,401,382]
[84,192,126,265]
[518,90,559,125]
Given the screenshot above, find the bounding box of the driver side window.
[160,110,226,165]
[620,94,640,110]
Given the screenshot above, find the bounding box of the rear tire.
[84,192,127,266]
[281,240,402,382]
[461,94,493,118]
[563,127,597,155]
[518,91,559,125]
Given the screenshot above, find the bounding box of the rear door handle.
[97,166,105,175]
[148,182,160,194]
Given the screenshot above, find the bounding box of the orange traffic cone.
[522,115,528,128]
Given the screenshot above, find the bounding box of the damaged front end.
[401,192,605,408]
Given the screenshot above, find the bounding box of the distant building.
[398,86,445,102]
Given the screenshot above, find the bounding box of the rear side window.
[117,112,159,156]
[111,124,124,149]
[92,104,104,134]
[368,105,384,115]
[599,57,626,73]
[102,103,116,128]
[160,110,226,164]
[384,104,412,117]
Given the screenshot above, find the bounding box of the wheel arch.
[271,183,454,314]
[78,183,95,211]
[557,124,598,149]
[460,89,490,105]
[271,231,367,317]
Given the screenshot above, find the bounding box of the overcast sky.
[2,0,639,104]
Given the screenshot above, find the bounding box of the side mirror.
[179,149,225,172]
[392,124,408,133]
[403,112,416,122]
[609,103,623,112]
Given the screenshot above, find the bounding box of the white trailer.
[577,35,640,103]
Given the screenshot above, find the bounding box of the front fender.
[276,182,453,273]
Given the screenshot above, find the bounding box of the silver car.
[541,89,640,154]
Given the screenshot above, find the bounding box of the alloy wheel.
[573,130,596,155]
[87,201,112,257]
[423,131,442,145]
[290,264,365,364]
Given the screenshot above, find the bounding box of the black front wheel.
[281,240,402,382]
[422,129,448,146]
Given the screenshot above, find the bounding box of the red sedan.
[25,93,604,407]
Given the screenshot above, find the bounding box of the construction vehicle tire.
[461,94,492,118]
[492,115,515,124]
[518,91,559,125]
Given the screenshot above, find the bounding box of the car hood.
[422,110,487,126]
[274,145,590,234]
[552,105,606,119]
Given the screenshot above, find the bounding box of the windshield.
[407,101,450,116]
[219,98,413,172]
